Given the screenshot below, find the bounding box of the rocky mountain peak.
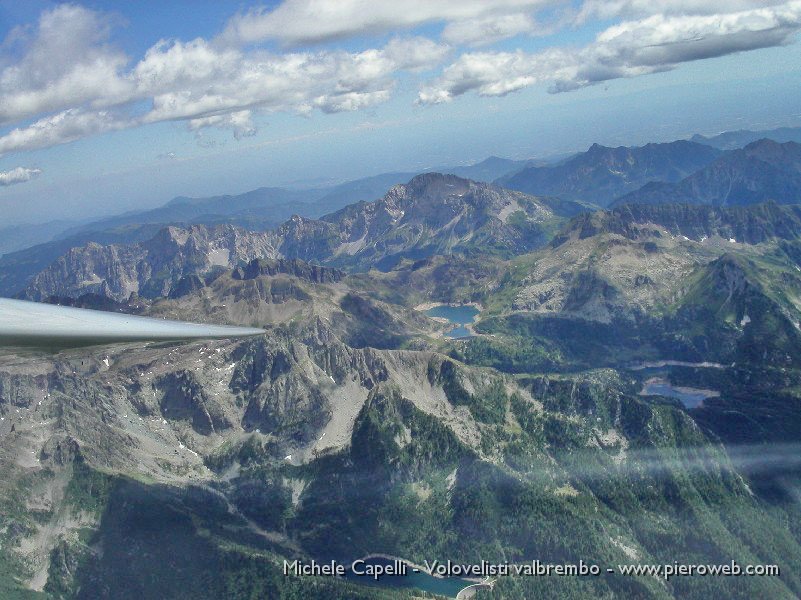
[743,138,801,166]
[382,172,475,212]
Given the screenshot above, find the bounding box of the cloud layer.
[419,2,801,102]
[0,1,799,157]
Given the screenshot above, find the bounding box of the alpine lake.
[425,304,480,338]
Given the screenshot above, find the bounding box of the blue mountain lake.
[425,305,480,338]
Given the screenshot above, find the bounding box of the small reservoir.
[425,305,480,338]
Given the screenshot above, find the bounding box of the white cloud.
[220,0,560,45]
[0,166,42,186]
[138,37,446,126]
[0,110,128,155]
[420,2,801,102]
[133,39,242,94]
[382,37,451,70]
[313,90,392,113]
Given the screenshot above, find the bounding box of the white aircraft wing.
[0,298,265,349]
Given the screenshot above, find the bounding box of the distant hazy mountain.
[691,126,801,150]
[497,140,722,206]
[57,187,324,238]
[614,139,801,207]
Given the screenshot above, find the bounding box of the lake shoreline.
[414,301,485,312]
[629,360,726,370]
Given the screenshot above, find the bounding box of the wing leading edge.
[0,298,265,349]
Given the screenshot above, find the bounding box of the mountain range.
[6,124,799,261]
[5,187,801,598]
[19,174,579,302]
[5,127,801,598]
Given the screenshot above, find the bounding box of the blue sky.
[1,1,800,225]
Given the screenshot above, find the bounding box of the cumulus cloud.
[0,109,127,155]
[419,2,801,103]
[220,0,560,45]
[0,166,42,186]
[136,37,446,127]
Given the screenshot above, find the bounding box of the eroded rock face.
[232,258,344,284]
[0,372,49,409]
[39,435,81,467]
[310,173,557,269]
[23,225,280,302]
[157,371,232,435]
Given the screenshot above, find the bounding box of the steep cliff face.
[23,242,147,302]
[22,225,280,302]
[232,258,345,284]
